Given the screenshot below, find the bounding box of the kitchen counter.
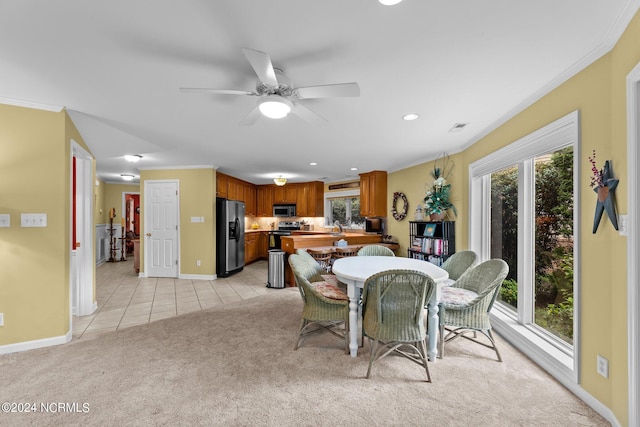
[245,228,271,233]
[280,232,384,253]
[280,233,393,286]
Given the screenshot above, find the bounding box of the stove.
[277,221,301,231]
[268,222,300,250]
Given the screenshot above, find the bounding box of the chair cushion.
[440,286,478,307]
[440,278,456,287]
[310,281,348,301]
[321,274,342,287]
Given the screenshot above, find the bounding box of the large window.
[324,190,364,228]
[489,150,574,344]
[470,111,579,383]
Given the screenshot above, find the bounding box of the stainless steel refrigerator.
[216,198,245,277]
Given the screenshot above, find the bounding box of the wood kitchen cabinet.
[296,184,308,216]
[218,173,257,216]
[273,184,298,204]
[243,183,257,216]
[219,173,324,218]
[216,173,229,198]
[227,177,243,201]
[245,232,259,264]
[258,232,269,259]
[256,185,274,217]
[297,181,324,217]
[359,170,387,217]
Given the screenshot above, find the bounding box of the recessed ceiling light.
[403,113,419,121]
[350,167,358,171]
[310,162,318,166]
[379,0,403,5]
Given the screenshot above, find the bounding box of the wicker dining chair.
[440,250,478,286]
[306,248,334,272]
[289,254,350,353]
[438,259,509,361]
[333,246,360,259]
[357,245,395,257]
[297,249,343,288]
[362,269,436,381]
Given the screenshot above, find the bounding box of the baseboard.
[0,330,72,355]
[492,312,621,426]
[179,273,215,280]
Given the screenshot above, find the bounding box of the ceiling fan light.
[273,176,287,186]
[258,96,292,119]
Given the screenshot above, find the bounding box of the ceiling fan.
[180,48,360,125]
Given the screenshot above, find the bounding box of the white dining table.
[331,256,449,361]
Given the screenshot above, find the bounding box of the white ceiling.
[1,1,637,185]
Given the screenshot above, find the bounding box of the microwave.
[365,217,385,234]
[273,204,296,217]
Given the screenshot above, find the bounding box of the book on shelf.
[427,255,443,266]
[419,238,444,255]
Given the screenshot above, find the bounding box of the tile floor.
[72,259,272,340]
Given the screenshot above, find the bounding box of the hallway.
[72,260,271,340]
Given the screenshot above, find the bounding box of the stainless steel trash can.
[267,250,285,288]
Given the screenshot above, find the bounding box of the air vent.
[449,122,469,132]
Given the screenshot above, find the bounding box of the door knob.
[146,233,152,237]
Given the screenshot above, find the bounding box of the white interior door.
[71,141,95,319]
[144,180,179,278]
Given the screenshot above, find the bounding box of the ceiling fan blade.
[239,106,261,126]
[295,82,360,99]
[242,48,278,87]
[179,88,256,96]
[290,103,327,125]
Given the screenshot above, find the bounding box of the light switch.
[191,216,201,223]
[0,214,9,227]
[21,213,48,227]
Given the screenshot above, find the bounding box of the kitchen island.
[280,233,398,286]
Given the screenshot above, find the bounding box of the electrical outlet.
[618,214,628,236]
[196,260,201,267]
[597,354,609,378]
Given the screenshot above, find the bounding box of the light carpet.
[0,288,608,426]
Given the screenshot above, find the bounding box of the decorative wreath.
[391,192,409,221]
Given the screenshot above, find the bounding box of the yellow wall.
[102,182,140,227]
[94,179,105,225]
[387,152,466,254]
[139,168,215,276]
[387,10,640,425]
[0,105,92,346]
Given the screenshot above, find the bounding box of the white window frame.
[324,189,363,228]
[469,110,580,385]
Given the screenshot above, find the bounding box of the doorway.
[626,60,640,427]
[70,141,95,323]
[122,192,140,256]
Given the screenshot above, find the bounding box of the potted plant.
[424,153,457,220]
